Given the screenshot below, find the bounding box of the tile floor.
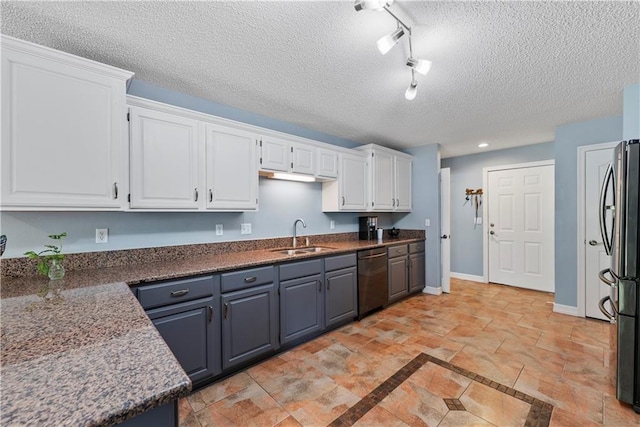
[178,279,640,426]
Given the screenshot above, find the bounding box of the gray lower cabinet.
[325,265,357,327]
[221,283,278,370]
[279,259,323,344]
[409,252,425,293]
[388,245,409,303]
[138,275,220,384]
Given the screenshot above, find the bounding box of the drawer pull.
[244,276,257,283]
[170,289,189,297]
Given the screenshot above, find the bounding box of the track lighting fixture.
[377,27,404,55]
[354,0,393,12]
[354,0,432,100]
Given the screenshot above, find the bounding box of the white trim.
[576,141,619,318]
[482,159,555,283]
[423,286,443,295]
[450,272,486,283]
[553,303,579,317]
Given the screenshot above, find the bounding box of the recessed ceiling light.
[478,143,489,148]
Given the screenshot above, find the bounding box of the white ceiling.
[1,1,638,158]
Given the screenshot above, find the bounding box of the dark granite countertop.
[0,282,191,426]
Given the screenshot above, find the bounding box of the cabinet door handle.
[327,280,330,291]
[170,289,189,297]
[341,196,345,206]
[244,276,257,283]
[208,306,213,322]
[209,189,213,203]
[397,198,399,207]
[224,302,229,318]
[113,182,119,199]
[392,199,395,207]
[318,280,322,292]
[194,188,199,202]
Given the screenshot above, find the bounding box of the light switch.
[425,218,430,227]
[216,224,223,236]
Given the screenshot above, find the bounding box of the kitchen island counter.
[0,281,191,426]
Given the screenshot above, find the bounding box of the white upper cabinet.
[291,142,315,175]
[355,144,412,212]
[1,36,133,210]
[316,148,339,179]
[395,155,412,211]
[205,124,258,210]
[259,137,290,172]
[322,152,368,211]
[129,106,202,209]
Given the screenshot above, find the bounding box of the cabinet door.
[291,143,315,175]
[317,148,338,179]
[325,266,357,328]
[395,156,412,211]
[280,274,323,344]
[388,256,409,302]
[147,297,219,383]
[409,252,426,293]
[221,284,278,370]
[372,150,394,211]
[1,39,130,209]
[340,153,368,211]
[260,137,290,172]
[205,125,258,210]
[129,107,201,209]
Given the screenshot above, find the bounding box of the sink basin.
[271,246,334,256]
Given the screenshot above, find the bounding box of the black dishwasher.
[357,247,388,319]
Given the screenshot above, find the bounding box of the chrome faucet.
[293,218,307,248]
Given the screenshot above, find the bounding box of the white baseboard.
[423,286,442,295]
[553,303,579,317]
[450,272,486,283]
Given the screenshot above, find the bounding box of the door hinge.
[277,288,280,296]
[260,158,263,165]
[290,147,293,153]
[126,112,130,121]
[256,198,258,204]
[127,194,131,202]
[291,162,294,168]
[372,152,374,157]
[259,140,262,147]
[372,202,375,207]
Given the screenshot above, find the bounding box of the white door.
[487,164,554,292]
[316,148,338,179]
[129,107,201,209]
[585,147,615,319]
[260,137,290,172]
[205,124,258,211]
[441,168,451,293]
[395,156,412,211]
[340,153,368,211]
[291,143,315,176]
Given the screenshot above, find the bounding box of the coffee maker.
[359,216,378,240]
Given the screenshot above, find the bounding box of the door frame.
[576,141,618,317]
[441,167,451,293]
[482,160,555,283]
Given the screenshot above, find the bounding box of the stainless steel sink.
[271,246,334,256]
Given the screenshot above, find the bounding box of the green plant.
[24,232,67,277]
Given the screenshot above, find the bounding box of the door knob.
[441,234,448,239]
[490,223,495,227]
[588,240,599,246]
[489,231,496,235]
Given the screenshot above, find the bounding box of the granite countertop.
[1,237,424,298]
[0,281,191,426]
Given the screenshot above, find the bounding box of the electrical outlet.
[96,228,108,243]
[475,217,483,225]
[425,218,430,227]
[216,224,223,236]
[330,220,335,230]
[240,223,252,235]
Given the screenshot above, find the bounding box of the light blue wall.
[441,143,554,277]
[1,80,404,258]
[393,144,441,288]
[623,83,640,140]
[128,80,361,149]
[554,115,623,307]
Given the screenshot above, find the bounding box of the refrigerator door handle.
[599,163,615,256]
[598,267,617,286]
[598,295,617,323]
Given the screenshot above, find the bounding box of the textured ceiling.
[1,1,639,158]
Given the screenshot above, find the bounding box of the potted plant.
[24,232,67,280]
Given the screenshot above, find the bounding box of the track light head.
[377,27,404,55]
[405,80,418,100]
[406,57,432,75]
[354,0,393,12]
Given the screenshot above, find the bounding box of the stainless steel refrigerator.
[598,139,640,412]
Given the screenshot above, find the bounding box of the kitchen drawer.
[280,259,322,282]
[409,241,425,253]
[325,253,357,272]
[137,275,215,310]
[221,266,275,292]
[388,244,408,258]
